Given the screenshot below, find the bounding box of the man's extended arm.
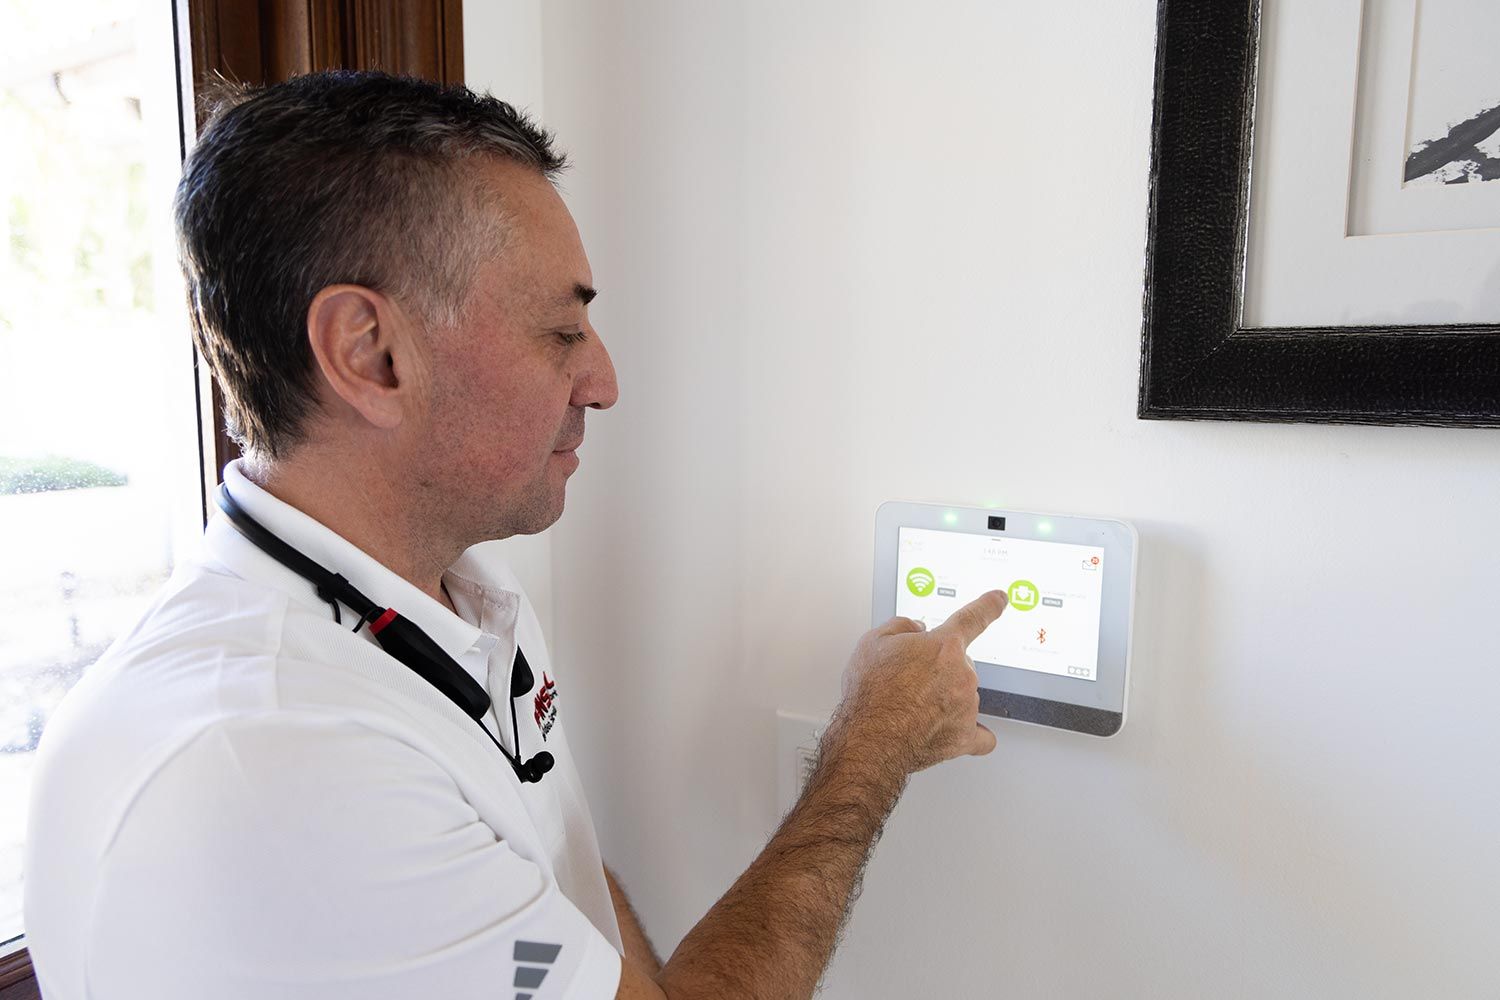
[605,866,661,975]
[615,590,1006,1000]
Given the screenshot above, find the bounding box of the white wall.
[468,3,1500,996]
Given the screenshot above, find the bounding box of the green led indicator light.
[943,511,958,525]
[1038,521,1053,534]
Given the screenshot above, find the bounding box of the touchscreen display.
[894,526,1106,681]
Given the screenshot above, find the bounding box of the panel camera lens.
[988,515,1006,531]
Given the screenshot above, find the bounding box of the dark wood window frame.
[0,1,462,993]
[0,952,38,1000]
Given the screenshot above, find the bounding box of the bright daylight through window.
[0,0,201,949]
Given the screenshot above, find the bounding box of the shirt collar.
[204,460,485,666]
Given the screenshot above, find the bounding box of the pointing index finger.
[936,589,1008,645]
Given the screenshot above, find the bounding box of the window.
[0,0,202,950]
[0,1,463,980]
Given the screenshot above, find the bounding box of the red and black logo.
[532,672,558,740]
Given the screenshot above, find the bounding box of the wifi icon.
[906,567,936,597]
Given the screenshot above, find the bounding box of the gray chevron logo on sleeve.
[514,940,562,998]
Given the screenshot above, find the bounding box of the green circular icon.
[906,567,936,597]
[1007,579,1039,611]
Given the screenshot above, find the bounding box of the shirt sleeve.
[86,713,622,1000]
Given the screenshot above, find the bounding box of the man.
[24,71,1005,999]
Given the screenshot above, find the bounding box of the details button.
[1041,597,1064,608]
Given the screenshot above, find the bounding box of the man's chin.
[502,488,567,539]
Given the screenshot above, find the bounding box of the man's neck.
[242,453,461,615]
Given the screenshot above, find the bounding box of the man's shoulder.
[121,556,290,657]
[58,557,292,714]
[26,556,463,873]
[32,561,289,794]
[42,551,451,749]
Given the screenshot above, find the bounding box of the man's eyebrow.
[569,283,596,307]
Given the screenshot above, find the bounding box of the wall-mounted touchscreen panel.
[874,501,1137,738]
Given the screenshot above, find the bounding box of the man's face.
[413,158,617,542]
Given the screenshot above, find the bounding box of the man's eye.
[557,331,588,345]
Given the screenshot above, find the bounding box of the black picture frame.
[1138,0,1500,428]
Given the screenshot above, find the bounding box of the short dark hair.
[174,71,567,462]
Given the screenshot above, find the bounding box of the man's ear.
[305,284,424,431]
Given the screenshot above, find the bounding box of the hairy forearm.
[656,722,908,1000]
[607,866,662,974]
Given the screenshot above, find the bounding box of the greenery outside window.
[0,0,204,954]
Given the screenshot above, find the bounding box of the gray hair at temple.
[174,70,567,462]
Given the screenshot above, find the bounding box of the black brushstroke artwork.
[1404,101,1500,184]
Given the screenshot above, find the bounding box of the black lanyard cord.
[214,484,554,784]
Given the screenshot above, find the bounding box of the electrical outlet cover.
[775,710,828,817]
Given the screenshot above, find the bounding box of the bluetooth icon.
[1037,628,1047,645]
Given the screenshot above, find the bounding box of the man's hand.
[617,589,1007,1000]
[828,589,1007,774]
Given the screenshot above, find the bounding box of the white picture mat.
[1347,0,1500,234]
[1243,0,1500,328]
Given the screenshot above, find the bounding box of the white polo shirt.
[24,461,623,999]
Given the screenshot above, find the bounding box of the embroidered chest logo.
[532,672,558,740]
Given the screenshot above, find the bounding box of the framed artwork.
[1139,0,1500,427]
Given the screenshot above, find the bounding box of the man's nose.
[575,325,619,410]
